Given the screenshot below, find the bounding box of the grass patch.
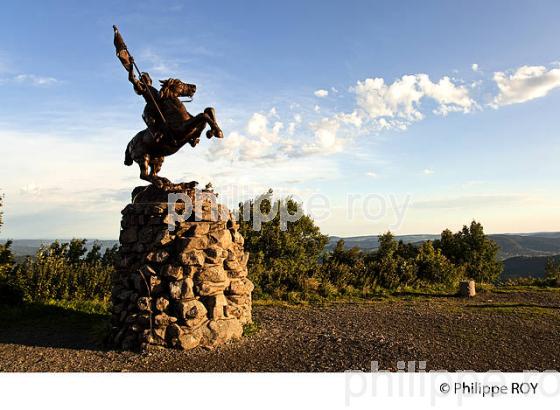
[242,321,260,337]
[43,298,110,314]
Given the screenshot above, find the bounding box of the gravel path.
[1,290,559,372]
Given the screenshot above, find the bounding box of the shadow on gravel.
[0,303,110,351]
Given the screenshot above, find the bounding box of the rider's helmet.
[140,72,152,86]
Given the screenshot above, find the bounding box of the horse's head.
[159,78,196,100]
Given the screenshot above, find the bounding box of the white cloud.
[314,89,329,98]
[287,122,297,135]
[354,74,473,125]
[491,65,560,107]
[286,114,303,136]
[313,104,321,113]
[304,117,344,155]
[355,75,423,121]
[417,74,474,115]
[472,63,479,72]
[335,111,363,127]
[10,74,58,86]
[207,130,246,161]
[423,169,435,175]
[366,171,378,178]
[208,110,345,162]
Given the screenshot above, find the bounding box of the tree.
[102,244,119,267]
[85,242,103,264]
[415,241,462,285]
[0,240,15,280]
[373,232,417,289]
[238,191,329,296]
[435,221,502,283]
[322,239,368,288]
[67,238,88,264]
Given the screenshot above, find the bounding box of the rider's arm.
[128,63,145,95]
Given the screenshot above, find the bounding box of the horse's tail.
[124,142,133,166]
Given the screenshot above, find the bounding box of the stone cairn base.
[111,183,253,351]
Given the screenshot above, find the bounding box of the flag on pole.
[113,25,132,71]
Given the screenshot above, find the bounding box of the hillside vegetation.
[1,192,559,308]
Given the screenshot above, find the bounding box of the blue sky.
[1,0,560,239]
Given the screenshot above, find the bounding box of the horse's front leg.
[178,113,219,145]
[203,107,223,139]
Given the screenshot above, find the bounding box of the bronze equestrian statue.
[113,25,223,188]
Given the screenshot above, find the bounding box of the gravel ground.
[1,290,559,372]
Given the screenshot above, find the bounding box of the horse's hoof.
[206,130,213,139]
[215,129,224,139]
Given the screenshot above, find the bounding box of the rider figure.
[127,58,173,145]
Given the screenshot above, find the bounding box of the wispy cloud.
[0,73,59,86]
[13,74,58,86]
[139,47,178,75]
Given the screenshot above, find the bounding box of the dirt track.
[1,290,559,372]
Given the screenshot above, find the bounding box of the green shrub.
[239,191,328,296]
[415,241,463,286]
[5,240,114,303]
[372,232,418,289]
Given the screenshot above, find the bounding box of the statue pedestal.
[111,183,253,351]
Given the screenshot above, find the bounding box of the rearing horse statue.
[113,25,223,188]
[124,77,223,187]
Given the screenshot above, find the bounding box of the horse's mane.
[159,78,183,99]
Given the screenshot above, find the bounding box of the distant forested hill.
[490,234,560,259]
[327,233,560,260]
[3,239,118,258]
[502,255,560,279]
[7,234,560,260]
